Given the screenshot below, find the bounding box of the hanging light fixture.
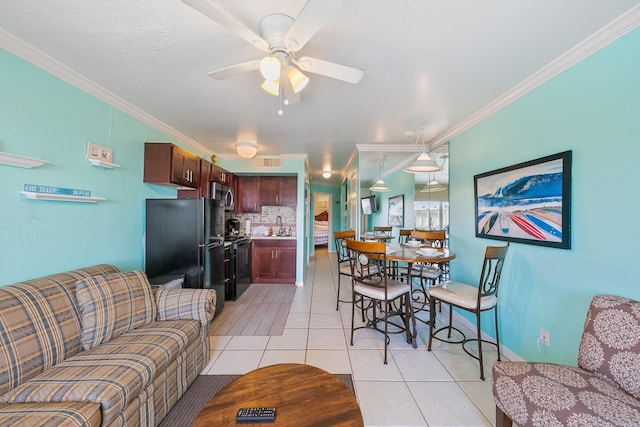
[404,128,444,174]
[236,141,258,159]
[420,174,446,192]
[322,169,332,179]
[404,152,443,173]
[369,155,391,192]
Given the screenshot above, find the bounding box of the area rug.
[158,373,355,427]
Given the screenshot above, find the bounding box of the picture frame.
[474,150,572,249]
[388,194,404,227]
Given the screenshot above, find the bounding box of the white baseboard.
[439,305,524,362]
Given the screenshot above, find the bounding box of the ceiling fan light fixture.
[404,152,443,173]
[260,79,280,96]
[259,56,281,81]
[287,66,309,93]
[236,141,258,159]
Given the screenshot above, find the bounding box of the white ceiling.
[1,0,639,187]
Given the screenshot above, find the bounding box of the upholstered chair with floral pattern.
[492,295,640,426]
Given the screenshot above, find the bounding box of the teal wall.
[449,28,640,364]
[0,49,179,285]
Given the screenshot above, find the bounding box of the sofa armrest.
[0,402,101,427]
[155,288,217,327]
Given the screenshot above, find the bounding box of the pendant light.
[404,152,443,173]
[404,128,443,174]
[420,174,446,192]
[369,155,391,192]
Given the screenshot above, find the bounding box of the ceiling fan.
[182,0,364,102]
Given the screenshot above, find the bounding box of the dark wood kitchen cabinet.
[178,158,212,198]
[212,164,233,187]
[144,142,200,189]
[236,175,260,213]
[251,239,295,284]
[259,176,297,206]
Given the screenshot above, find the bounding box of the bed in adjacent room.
[314,211,329,246]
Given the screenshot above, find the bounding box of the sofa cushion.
[75,270,157,350]
[0,320,200,426]
[0,264,119,396]
[0,401,101,427]
[156,287,216,324]
[578,294,640,400]
[493,361,640,426]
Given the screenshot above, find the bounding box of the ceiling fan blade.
[207,60,260,80]
[182,0,269,52]
[285,0,343,52]
[296,56,364,84]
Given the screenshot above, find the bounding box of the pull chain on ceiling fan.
[181,0,364,102]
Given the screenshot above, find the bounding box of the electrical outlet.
[539,328,550,347]
[87,142,114,162]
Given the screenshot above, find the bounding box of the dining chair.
[398,229,412,244]
[346,239,416,364]
[399,230,445,289]
[333,230,356,310]
[427,243,509,380]
[374,226,392,234]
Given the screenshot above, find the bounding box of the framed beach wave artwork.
[474,150,572,249]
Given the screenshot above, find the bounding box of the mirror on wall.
[357,143,449,233]
[413,144,449,231]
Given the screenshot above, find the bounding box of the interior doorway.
[312,192,332,253]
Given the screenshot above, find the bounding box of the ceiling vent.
[253,156,283,169]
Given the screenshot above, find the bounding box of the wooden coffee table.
[192,363,364,426]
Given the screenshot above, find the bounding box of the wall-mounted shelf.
[88,159,120,168]
[0,152,48,168]
[20,191,106,203]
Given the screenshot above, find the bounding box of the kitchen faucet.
[275,216,283,235]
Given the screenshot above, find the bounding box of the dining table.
[360,231,393,241]
[384,244,456,346]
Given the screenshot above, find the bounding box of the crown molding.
[430,4,640,147]
[0,28,213,157]
[356,144,422,152]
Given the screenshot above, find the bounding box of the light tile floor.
[202,247,502,426]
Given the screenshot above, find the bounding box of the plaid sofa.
[0,265,216,427]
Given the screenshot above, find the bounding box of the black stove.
[223,235,252,301]
[224,235,251,242]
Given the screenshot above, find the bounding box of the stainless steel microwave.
[211,182,234,211]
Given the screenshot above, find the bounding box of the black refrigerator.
[145,198,225,314]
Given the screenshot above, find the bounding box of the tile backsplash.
[227,206,297,236]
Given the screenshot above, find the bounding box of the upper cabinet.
[260,176,297,206]
[178,158,212,199]
[212,164,233,187]
[236,175,297,213]
[236,175,260,213]
[144,143,200,189]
